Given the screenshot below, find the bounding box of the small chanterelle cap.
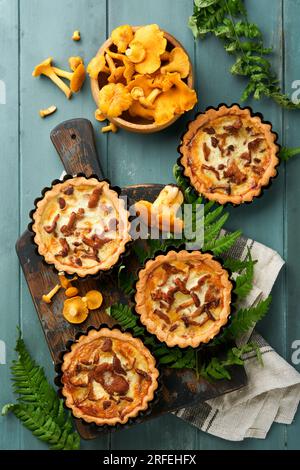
[72,30,81,41]
[69,56,84,72]
[63,296,89,324]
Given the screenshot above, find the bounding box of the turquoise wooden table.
[1,0,300,450]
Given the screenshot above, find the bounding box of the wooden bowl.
[90,27,195,134]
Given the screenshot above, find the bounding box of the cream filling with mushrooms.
[40,184,123,269]
[64,337,153,418]
[192,115,271,196]
[149,263,222,336]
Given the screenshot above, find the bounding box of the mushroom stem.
[58,272,77,289]
[101,122,118,133]
[32,58,72,99]
[52,64,86,93]
[42,284,61,303]
[131,86,144,100]
[52,67,73,80]
[139,88,162,108]
[46,70,72,99]
[105,54,116,74]
[39,105,57,118]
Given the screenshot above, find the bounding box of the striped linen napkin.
[174,234,300,441]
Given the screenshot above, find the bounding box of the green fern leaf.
[204,212,229,244]
[108,303,196,370]
[279,147,300,162]
[200,342,262,381]
[204,230,241,255]
[223,256,256,273]
[234,249,255,299]
[189,0,300,109]
[228,296,272,339]
[3,332,80,450]
[204,205,223,225]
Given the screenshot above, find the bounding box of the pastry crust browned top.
[32,177,131,276]
[179,105,279,204]
[135,250,232,348]
[61,328,159,426]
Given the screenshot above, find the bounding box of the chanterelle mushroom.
[42,284,61,303]
[135,185,184,233]
[63,296,89,324]
[39,105,57,118]
[160,47,190,78]
[87,55,109,79]
[52,63,86,93]
[32,58,72,99]
[99,83,132,118]
[152,72,197,125]
[58,272,77,289]
[111,25,134,53]
[82,290,103,310]
[125,41,146,63]
[95,109,106,121]
[72,30,81,41]
[101,122,118,133]
[132,24,167,75]
[69,56,84,71]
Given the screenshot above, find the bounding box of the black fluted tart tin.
[54,323,162,434]
[28,172,133,280]
[176,102,281,207]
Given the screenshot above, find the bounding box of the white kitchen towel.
[174,235,300,441]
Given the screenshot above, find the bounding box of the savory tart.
[135,250,232,348]
[179,105,279,204]
[32,177,131,276]
[61,328,159,426]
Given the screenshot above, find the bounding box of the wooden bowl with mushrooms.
[90,25,196,134]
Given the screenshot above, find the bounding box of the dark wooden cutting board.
[16,118,247,439]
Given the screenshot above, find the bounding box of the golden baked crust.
[180,105,279,204]
[32,177,131,276]
[135,250,232,348]
[61,328,159,426]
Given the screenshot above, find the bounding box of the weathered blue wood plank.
[107,0,199,450]
[0,0,21,450]
[195,0,286,449]
[283,0,300,451]
[18,0,109,450]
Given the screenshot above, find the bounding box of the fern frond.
[223,256,256,273]
[118,265,136,296]
[6,404,79,450]
[200,342,261,381]
[204,230,241,255]
[2,331,80,450]
[204,205,223,225]
[227,296,272,339]
[279,147,300,162]
[108,303,196,370]
[189,0,300,109]
[204,212,229,244]
[233,249,255,299]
